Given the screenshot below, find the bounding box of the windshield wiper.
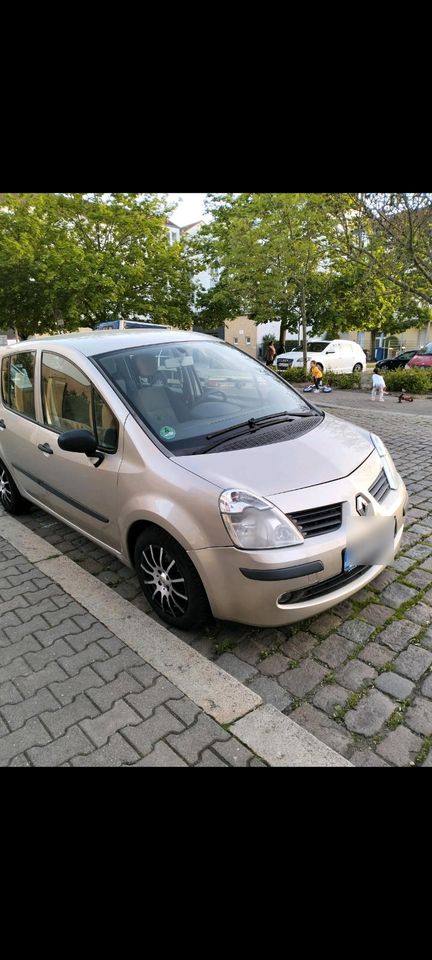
[196,410,320,454]
[206,411,293,440]
[206,409,319,442]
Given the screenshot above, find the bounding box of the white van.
[276,339,366,374]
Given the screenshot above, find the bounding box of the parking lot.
[7,393,432,766]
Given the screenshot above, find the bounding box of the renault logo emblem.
[356,495,369,516]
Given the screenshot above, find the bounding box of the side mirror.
[57,429,104,468]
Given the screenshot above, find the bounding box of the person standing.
[265,340,276,366]
[371,366,386,401]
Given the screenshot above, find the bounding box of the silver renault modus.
[0,330,408,630]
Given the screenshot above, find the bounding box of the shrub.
[322,372,362,389]
[383,368,432,394]
[278,367,306,383]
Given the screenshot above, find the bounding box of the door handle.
[0,419,5,430]
[38,442,54,455]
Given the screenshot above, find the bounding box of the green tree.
[0,193,85,338]
[192,193,330,368]
[308,261,431,350]
[0,193,195,339]
[325,193,432,307]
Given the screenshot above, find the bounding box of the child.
[371,366,386,401]
[309,361,323,392]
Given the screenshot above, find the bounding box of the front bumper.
[189,457,408,628]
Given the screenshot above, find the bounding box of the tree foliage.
[191,193,432,358]
[325,193,432,306]
[0,193,195,339]
[192,193,330,366]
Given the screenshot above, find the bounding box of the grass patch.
[258,646,279,661]
[333,690,363,720]
[289,698,301,711]
[348,643,366,660]
[415,737,432,766]
[213,638,235,656]
[322,671,336,685]
[386,698,411,729]
[411,624,429,646]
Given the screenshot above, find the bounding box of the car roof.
[8,329,219,359]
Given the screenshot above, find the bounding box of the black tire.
[353,362,363,372]
[0,461,29,515]
[134,525,210,630]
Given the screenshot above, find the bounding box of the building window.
[246,336,251,345]
[234,337,238,344]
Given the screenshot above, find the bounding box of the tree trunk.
[279,318,288,352]
[300,285,308,369]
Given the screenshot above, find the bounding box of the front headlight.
[219,489,304,550]
[370,433,399,490]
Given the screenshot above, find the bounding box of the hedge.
[323,372,362,390]
[277,367,305,383]
[381,368,432,394]
[278,369,361,389]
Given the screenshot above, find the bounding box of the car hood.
[175,413,374,496]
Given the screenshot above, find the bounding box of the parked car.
[0,330,407,630]
[406,343,432,368]
[375,350,421,371]
[94,319,170,331]
[276,339,366,374]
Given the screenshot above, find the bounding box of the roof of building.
[180,220,205,233]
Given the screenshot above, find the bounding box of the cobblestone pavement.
[8,400,432,767]
[0,539,269,767]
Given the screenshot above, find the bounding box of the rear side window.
[41,352,118,452]
[1,352,36,419]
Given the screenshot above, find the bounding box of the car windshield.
[95,340,317,454]
[424,343,432,355]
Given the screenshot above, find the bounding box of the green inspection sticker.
[160,425,176,441]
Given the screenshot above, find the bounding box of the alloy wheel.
[0,467,12,508]
[139,543,188,618]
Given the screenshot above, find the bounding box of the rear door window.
[1,351,36,419]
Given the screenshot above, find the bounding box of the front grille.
[288,502,343,539]
[369,468,390,503]
[279,564,370,605]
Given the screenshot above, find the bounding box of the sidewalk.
[0,516,351,767]
[305,387,432,417]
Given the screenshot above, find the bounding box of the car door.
[323,341,337,372]
[341,342,353,372]
[35,350,127,550]
[0,349,50,506]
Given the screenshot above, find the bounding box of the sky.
[165,193,209,227]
